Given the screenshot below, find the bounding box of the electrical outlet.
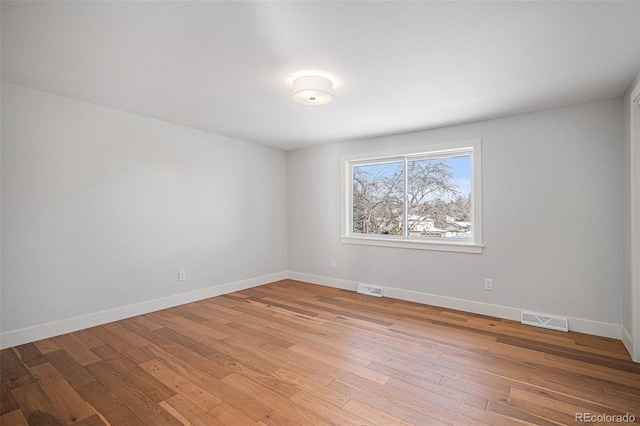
[484,278,493,291]
[330,259,336,269]
[178,270,186,281]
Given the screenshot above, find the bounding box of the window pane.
[353,162,404,235]
[407,155,471,239]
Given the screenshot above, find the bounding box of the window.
[341,139,483,253]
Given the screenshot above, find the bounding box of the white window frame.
[341,139,483,254]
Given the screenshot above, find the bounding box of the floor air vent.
[521,311,568,332]
[356,284,383,297]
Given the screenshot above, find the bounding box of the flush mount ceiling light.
[292,75,333,106]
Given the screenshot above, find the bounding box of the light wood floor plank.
[0,409,28,426]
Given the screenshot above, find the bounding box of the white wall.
[622,70,640,359]
[288,100,623,328]
[1,82,288,337]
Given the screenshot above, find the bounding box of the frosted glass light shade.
[292,76,333,105]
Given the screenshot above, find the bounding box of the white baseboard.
[1,270,626,351]
[287,271,360,292]
[566,317,622,340]
[287,271,623,341]
[0,271,287,350]
[622,326,633,357]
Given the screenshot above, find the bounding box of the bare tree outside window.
[353,162,404,235]
[353,155,472,239]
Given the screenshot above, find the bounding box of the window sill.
[340,235,484,254]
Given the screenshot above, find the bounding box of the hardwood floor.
[1,279,639,425]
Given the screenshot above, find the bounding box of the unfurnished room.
[1,1,640,425]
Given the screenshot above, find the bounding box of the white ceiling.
[2,1,639,151]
